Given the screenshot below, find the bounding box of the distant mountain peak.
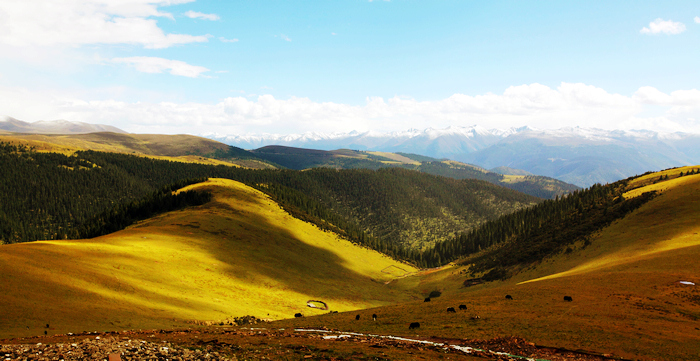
[203,125,700,187]
[0,117,127,134]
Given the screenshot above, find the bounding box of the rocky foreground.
[1,328,622,361]
[1,335,229,361]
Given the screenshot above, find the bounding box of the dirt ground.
[0,327,629,360]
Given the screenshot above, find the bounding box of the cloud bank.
[0,0,210,48]
[2,83,699,135]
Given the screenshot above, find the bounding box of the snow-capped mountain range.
[3,115,698,188]
[204,126,700,187]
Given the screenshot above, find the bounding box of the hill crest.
[0,178,417,338]
[0,117,126,134]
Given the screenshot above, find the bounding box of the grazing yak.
[447,307,456,313]
[294,313,303,318]
[564,296,573,302]
[372,314,377,321]
[458,304,467,310]
[355,314,360,320]
[409,322,420,329]
[424,297,431,302]
[505,295,513,300]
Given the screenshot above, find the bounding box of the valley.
[0,131,698,360]
[4,1,700,359]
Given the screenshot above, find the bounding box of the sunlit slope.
[0,133,272,168]
[0,133,227,156]
[499,170,700,359]
[521,165,700,282]
[334,168,699,360]
[0,178,417,339]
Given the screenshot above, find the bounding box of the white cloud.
[219,37,239,43]
[112,56,210,78]
[184,10,219,21]
[633,86,700,106]
[279,34,292,42]
[0,0,209,49]
[2,83,700,135]
[640,18,686,35]
[695,16,700,24]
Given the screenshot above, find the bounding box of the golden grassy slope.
[365,151,421,165]
[0,179,417,339]
[0,133,226,156]
[0,133,277,168]
[280,170,700,360]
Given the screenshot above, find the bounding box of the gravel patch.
[1,336,232,361]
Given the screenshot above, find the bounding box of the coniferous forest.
[0,142,211,243]
[1,141,661,270]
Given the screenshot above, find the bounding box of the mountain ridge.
[0,116,126,134]
[247,145,579,199]
[206,126,700,187]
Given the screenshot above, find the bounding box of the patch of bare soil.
[1,328,631,361]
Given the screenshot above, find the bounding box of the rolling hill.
[0,143,539,268]
[250,145,579,199]
[275,166,700,360]
[0,130,577,199]
[1,139,698,359]
[0,117,126,134]
[0,178,419,339]
[210,125,700,187]
[0,132,273,169]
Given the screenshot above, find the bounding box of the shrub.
[428,290,442,298]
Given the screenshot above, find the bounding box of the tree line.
[1,142,660,271]
[419,179,658,270]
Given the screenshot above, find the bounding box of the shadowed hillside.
[0,179,418,339]
[250,145,579,199]
[0,144,537,268]
[279,166,700,360]
[2,143,698,358]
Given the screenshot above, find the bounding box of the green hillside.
[250,145,579,199]
[0,133,578,199]
[0,143,537,267]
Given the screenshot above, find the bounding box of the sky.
[1,0,699,136]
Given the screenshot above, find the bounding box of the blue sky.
[1,1,699,135]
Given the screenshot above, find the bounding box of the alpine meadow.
[2,1,700,360]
